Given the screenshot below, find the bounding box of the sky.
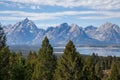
[0,0,120,29]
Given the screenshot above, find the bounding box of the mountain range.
[3,18,120,46]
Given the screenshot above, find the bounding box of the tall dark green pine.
[108,61,120,80]
[11,52,25,80]
[54,40,83,80]
[8,52,16,80]
[95,62,103,78]
[0,24,10,80]
[81,65,90,80]
[84,55,101,80]
[0,24,6,49]
[32,37,56,80]
[25,51,37,80]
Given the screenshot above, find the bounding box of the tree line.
[0,24,120,80]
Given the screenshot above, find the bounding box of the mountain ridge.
[3,18,120,45]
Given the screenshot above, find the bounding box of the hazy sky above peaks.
[0,0,120,29]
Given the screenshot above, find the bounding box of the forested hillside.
[0,24,120,80]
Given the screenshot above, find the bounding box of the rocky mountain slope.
[85,22,120,44]
[3,18,120,45]
[4,18,40,44]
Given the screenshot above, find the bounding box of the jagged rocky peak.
[20,17,31,25]
[24,17,32,22]
[70,24,81,32]
[84,25,97,31]
[103,22,113,26]
[24,17,29,21]
[4,18,41,45]
[98,22,120,33]
[100,22,117,29]
[60,23,68,26]
[56,23,70,32]
[58,23,69,28]
[3,18,120,45]
[71,23,78,27]
[70,24,80,28]
[23,18,34,25]
[46,27,54,31]
[14,18,38,30]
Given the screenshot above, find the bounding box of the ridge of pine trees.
[0,24,120,80]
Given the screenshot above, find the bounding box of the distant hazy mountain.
[32,23,100,45]
[85,22,120,44]
[3,18,120,45]
[84,25,97,37]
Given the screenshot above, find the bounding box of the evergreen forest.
[0,24,120,80]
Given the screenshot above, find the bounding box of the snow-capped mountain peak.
[59,23,69,27]
[4,18,40,45]
[70,24,80,32]
[84,25,97,31]
[85,22,120,44]
[3,19,120,45]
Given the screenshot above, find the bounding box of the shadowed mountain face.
[3,18,120,45]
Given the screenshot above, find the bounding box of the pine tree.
[108,61,120,80]
[8,52,16,80]
[32,37,56,80]
[0,23,10,80]
[54,40,83,80]
[81,65,89,80]
[95,62,103,78]
[0,24,6,49]
[11,52,25,80]
[85,55,101,80]
[25,51,37,80]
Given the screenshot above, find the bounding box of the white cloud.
[30,5,41,9]
[0,10,120,21]
[0,16,24,20]
[0,1,40,10]
[0,1,10,7]
[0,1,26,9]
[6,0,120,10]
[78,16,111,20]
[37,23,59,29]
